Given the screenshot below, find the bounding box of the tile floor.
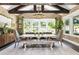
[0,41,79,55]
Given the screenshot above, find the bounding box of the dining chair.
[13,30,21,48]
[56,29,63,46]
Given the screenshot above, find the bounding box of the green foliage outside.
[48,22,55,29]
[40,22,46,27]
[65,19,69,25]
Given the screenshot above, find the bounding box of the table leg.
[23,43,27,50]
[50,43,52,50]
[50,42,54,50]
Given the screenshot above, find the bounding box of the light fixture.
[33,13,45,18]
[33,5,45,18]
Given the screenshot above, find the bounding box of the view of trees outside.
[65,19,70,34]
[73,16,79,35]
[0,15,12,35]
[23,20,31,33]
[32,21,39,32]
[0,15,11,28]
[0,22,4,28]
[64,16,79,35]
[23,19,55,34]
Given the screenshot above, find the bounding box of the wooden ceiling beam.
[9,10,69,14]
[41,5,44,12]
[9,5,26,12]
[52,5,69,13]
[34,5,36,12]
[7,4,69,14]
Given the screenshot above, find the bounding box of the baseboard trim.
[63,38,79,52]
[0,41,14,51]
[63,38,79,46]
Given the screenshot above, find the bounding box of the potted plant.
[55,17,64,34]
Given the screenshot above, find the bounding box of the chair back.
[13,30,20,42]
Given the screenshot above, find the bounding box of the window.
[40,21,46,28]
[23,19,55,34]
[73,16,79,35]
[32,21,39,32]
[23,20,31,33]
[65,19,70,34]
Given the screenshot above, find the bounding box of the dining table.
[19,33,56,49]
[20,34,56,40]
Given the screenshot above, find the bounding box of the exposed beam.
[9,10,69,14]
[8,5,69,14]
[41,5,44,12]
[52,5,69,13]
[6,4,70,14]
[9,5,27,12]
[34,5,36,12]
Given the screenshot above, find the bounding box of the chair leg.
[17,42,20,46]
[14,41,20,48]
[24,43,27,50]
[50,43,54,50]
[60,41,63,46]
[57,40,60,45]
[14,43,17,48]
